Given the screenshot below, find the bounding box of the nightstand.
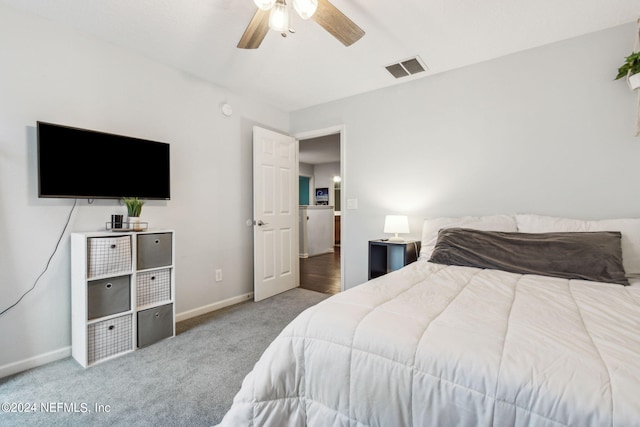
[368,240,421,280]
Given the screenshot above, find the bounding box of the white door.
[253,126,298,301]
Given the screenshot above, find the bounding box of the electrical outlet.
[215,269,222,282]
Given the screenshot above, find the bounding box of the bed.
[217,214,640,426]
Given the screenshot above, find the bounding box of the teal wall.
[299,176,310,205]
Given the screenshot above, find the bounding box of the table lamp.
[384,215,409,241]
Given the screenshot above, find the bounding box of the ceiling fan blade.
[237,8,270,49]
[313,0,365,47]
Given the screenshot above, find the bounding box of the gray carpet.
[0,288,328,427]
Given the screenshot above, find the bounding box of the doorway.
[297,130,342,295]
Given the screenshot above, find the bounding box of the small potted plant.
[123,197,145,231]
[615,51,640,90]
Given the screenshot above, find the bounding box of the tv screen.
[37,122,170,200]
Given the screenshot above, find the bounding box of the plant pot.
[128,216,142,231]
[629,73,640,90]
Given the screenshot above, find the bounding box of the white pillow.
[420,214,518,260]
[515,214,640,277]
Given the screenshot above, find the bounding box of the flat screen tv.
[37,121,170,200]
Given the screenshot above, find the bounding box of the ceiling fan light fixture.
[253,0,276,10]
[238,0,365,49]
[268,1,289,32]
[292,0,317,20]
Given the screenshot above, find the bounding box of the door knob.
[256,220,269,226]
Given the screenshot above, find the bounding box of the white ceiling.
[3,0,639,112]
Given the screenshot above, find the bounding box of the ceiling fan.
[238,0,365,49]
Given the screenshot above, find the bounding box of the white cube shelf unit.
[71,229,175,368]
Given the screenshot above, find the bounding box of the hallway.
[299,246,341,295]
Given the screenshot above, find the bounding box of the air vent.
[385,56,428,79]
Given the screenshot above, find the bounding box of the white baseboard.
[0,346,71,379]
[0,294,254,378]
[175,292,254,323]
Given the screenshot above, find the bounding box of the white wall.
[299,162,340,206]
[0,4,289,373]
[299,162,315,177]
[291,23,640,289]
[314,162,341,207]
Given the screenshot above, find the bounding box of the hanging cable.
[0,199,78,317]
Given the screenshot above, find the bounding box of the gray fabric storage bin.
[137,233,172,270]
[137,303,173,348]
[87,275,131,320]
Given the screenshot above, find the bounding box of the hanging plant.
[615,51,640,90]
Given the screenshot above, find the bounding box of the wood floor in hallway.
[299,246,341,295]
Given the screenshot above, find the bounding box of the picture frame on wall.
[316,188,329,205]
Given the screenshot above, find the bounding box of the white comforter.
[218,261,640,426]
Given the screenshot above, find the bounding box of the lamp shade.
[254,0,276,10]
[384,215,409,241]
[268,1,289,32]
[293,0,318,19]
